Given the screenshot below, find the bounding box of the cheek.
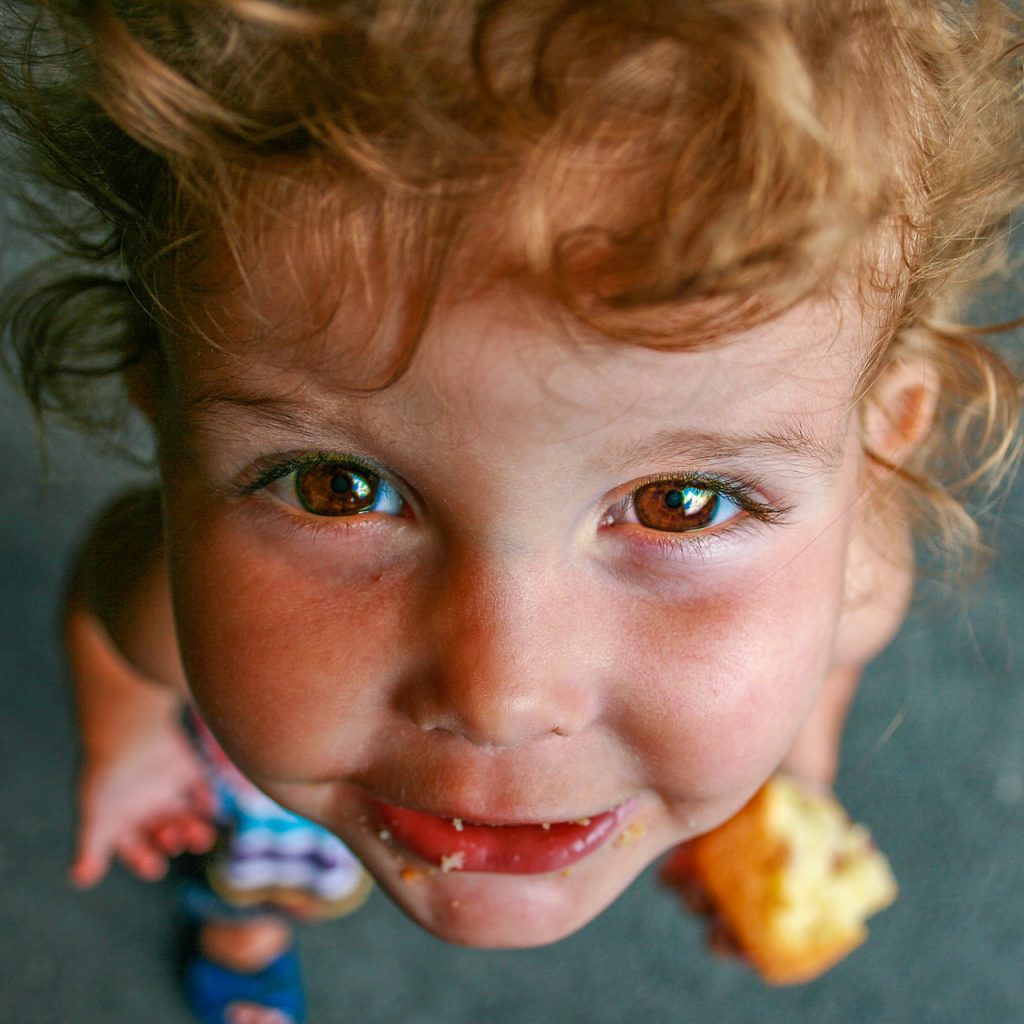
[167,510,410,783]
[617,544,847,807]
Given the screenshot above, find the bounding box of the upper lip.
[367,793,633,828]
[346,745,639,827]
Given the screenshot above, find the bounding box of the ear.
[826,349,936,681]
[859,351,939,467]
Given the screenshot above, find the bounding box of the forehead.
[166,267,876,462]
[160,156,894,452]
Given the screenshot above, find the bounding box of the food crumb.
[378,829,392,842]
[541,823,551,830]
[572,818,591,827]
[440,851,466,873]
[452,818,464,832]
[559,868,573,879]
[401,867,423,884]
[613,822,647,848]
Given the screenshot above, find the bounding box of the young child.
[2,1,1022,1022]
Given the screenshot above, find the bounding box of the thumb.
[69,801,113,889]
[70,836,111,889]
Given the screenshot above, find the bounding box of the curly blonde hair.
[2,0,1022,567]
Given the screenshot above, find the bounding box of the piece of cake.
[662,776,897,985]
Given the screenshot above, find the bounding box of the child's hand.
[70,718,217,888]
[64,600,217,888]
[661,842,746,960]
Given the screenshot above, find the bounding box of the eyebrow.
[610,426,847,475]
[188,387,846,474]
[185,387,335,435]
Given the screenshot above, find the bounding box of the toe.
[225,1002,295,1024]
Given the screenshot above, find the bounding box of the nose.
[400,550,603,750]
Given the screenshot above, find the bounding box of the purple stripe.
[228,847,347,872]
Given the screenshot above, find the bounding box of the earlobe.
[860,354,939,467]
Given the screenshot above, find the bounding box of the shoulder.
[68,486,186,691]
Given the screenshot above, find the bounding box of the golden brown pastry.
[662,776,897,985]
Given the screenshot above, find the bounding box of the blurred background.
[1,175,1023,1023]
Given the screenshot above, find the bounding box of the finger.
[660,847,715,915]
[708,918,744,959]
[152,819,190,857]
[69,801,115,889]
[673,876,715,916]
[181,816,217,854]
[152,811,216,856]
[69,843,111,890]
[116,835,169,881]
[660,843,696,883]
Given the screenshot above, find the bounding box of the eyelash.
[618,473,787,523]
[608,472,792,555]
[241,452,387,495]
[236,455,792,554]
[237,452,407,532]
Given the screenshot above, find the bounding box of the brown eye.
[295,462,380,516]
[632,481,720,532]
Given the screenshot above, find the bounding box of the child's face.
[156,266,876,948]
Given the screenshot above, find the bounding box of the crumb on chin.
[401,866,423,884]
[559,868,573,879]
[614,821,647,848]
[440,851,466,873]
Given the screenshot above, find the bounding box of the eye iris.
[634,481,718,532]
[296,462,378,515]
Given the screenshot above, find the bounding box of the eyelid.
[238,451,395,496]
[618,471,787,519]
[606,470,793,543]
[236,450,412,526]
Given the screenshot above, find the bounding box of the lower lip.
[370,799,631,875]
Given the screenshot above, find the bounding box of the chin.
[368,845,651,949]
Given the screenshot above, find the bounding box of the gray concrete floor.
[2,198,1023,1023]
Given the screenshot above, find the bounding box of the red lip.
[370,799,630,874]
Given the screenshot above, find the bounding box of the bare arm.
[781,511,915,787]
[66,488,215,887]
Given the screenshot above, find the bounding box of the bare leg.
[782,508,915,789]
[780,663,863,787]
[199,917,296,1024]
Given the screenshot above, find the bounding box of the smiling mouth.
[369,799,632,875]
